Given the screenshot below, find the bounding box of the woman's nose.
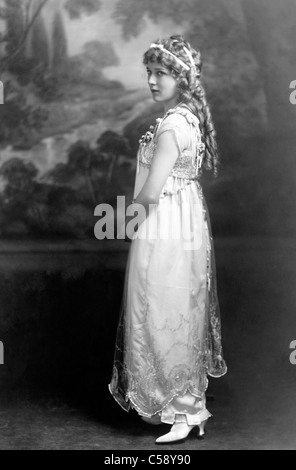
[148,74,156,85]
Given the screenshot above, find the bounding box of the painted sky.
[1,0,187,90]
[62,0,187,90]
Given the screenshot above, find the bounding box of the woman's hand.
[124,209,138,242]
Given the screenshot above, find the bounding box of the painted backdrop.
[0,1,296,434]
[0,0,295,240]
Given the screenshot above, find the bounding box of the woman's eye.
[157,71,165,76]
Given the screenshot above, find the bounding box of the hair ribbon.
[149,43,190,71]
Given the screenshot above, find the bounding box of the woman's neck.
[163,99,190,115]
[163,97,180,114]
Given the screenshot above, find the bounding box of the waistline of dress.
[159,178,202,199]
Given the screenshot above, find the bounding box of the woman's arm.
[125,129,180,240]
[137,129,180,204]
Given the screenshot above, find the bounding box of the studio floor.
[0,372,295,451]
[0,236,296,450]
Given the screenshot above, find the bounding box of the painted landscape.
[0,0,296,425]
[0,0,295,240]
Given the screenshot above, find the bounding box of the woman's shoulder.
[161,106,199,129]
[155,106,200,152]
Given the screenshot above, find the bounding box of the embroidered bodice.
[137,106,205,180]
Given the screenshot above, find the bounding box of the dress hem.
[108,384,130,413]
[125,385,208,419]
[208,365,228,378]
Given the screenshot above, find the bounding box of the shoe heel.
[196,420,207,440]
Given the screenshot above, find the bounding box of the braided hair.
[143,35,219,177]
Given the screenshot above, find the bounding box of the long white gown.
[109,105,227,425]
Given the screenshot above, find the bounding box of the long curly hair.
[143,35,219,177]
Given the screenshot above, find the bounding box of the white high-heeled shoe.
[155,420,207,444]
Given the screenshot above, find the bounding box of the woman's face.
[146,60,179,108]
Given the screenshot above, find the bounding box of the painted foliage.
[0,0,295,239]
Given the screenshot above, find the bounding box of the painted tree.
[0,0,50,72]
[240,0,296,135]
[97,131,131,187]
[70,40,120,84]
[0,0,103,143]
[3,0,25,59]
[30,13,50,69]
[64,0,102,18]
[112,0,264,138]
[52,11,68,73]
[47,132,131,205]
[113,0,296,136]
[0,0,102,72]
[0,80,48,143]
[47,141,101,204]
[0,158,49,232]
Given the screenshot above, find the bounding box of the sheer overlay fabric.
[109,106,227,422]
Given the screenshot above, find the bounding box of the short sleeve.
[156,113,191,155]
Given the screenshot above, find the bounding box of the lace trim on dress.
[108,107,227,417]
[137,106,205,179]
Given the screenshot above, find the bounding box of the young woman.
[109,35,227,444]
